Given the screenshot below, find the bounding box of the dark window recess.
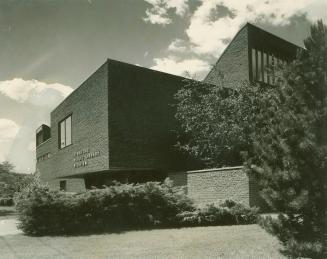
[59,115,72,149]
[37,153,51,163]
[59,180,67,191]
[36,125,51,147]
[251,48,286,84]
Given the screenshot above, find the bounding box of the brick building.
[36,23,300,206]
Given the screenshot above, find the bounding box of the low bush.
[15,179,193,235]
[177,200,258,227]
[15,180,259,236]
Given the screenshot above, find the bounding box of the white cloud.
[0,118,20,163]
[0,118,19,143]
[151,56,210,78]
[27,141,36,152]
[143,0,189,25]
[0,78,73,171]
[168,39,189,52]
[185,0,326,56]
[0,78,73,107]
[149,0,327,79]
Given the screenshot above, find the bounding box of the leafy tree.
[0,161,33,199]
[0,161,14,174]
[175,78,258,167]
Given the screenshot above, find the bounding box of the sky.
[0,0,326,173]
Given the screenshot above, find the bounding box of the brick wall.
[46,178,86,192]
[37,61,110,189]
[203,25,249,89]
[169,166,261,207]
[108,60,199,172]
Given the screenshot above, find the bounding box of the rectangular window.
[59,115,72,149]
[271,55,276,85]
[36,132,43,147]
[66,116,72,146]
[257,50,262,82]
[59,180,67,191]
[251,48,257,81]
[263,52,268,83]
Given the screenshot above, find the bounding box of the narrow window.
[59,180,67,191]
[36,131,43,147]
[59,115,72,149]
[263,52,268,83]
[257,50,262,82]
[251,48,257,81]
[60,120,66,148]
[66,116,72,146]
[271,55,275,85]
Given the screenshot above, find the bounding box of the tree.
[245,20,327,258]
[0,161,15,174]
[175,20,327,258]
[175,77,259,167]
[0,161,33,199]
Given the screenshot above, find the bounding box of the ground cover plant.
[14,179,258,236]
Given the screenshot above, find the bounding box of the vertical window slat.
[252,48,257,81]
[66,116,72,146]
[263,52,268,83]
[60,121,66,148]
[257,50,262,82]
[59,115,72,149]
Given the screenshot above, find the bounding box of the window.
[263,52,268,83]
[37,153,51,163]
[257,50,262,82]
[59,180,67,191]
[59,115,72,149]
[251,48,286,85]
[36,131,43,147]
[251,48,257,81]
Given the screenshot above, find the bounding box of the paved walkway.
[0,219,22,236]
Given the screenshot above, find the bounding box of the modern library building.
[36,23,300,206]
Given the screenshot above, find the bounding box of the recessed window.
[59,180,67,191]
[59,115,72,149]
[257,50,262,82]
[251,48,286,85]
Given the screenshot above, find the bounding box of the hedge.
[15,180,258,236]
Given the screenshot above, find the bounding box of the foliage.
[176,19,327,258]
[177,200,258,226]
[175,73,260,167]
[15,178,258,236]
[245,20,327,258]
[15,179,194,235]
[258,215,324,258]
[0,161,33,200]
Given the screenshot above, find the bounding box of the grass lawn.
[0,224,285,259]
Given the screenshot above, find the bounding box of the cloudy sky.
[0,0,326,173]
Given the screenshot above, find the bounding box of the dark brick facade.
[108,60,197,172]
[36,59,198,191]
[37,61,109,191]
[36,23,300,203]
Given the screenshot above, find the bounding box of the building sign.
[73,148,100,168]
